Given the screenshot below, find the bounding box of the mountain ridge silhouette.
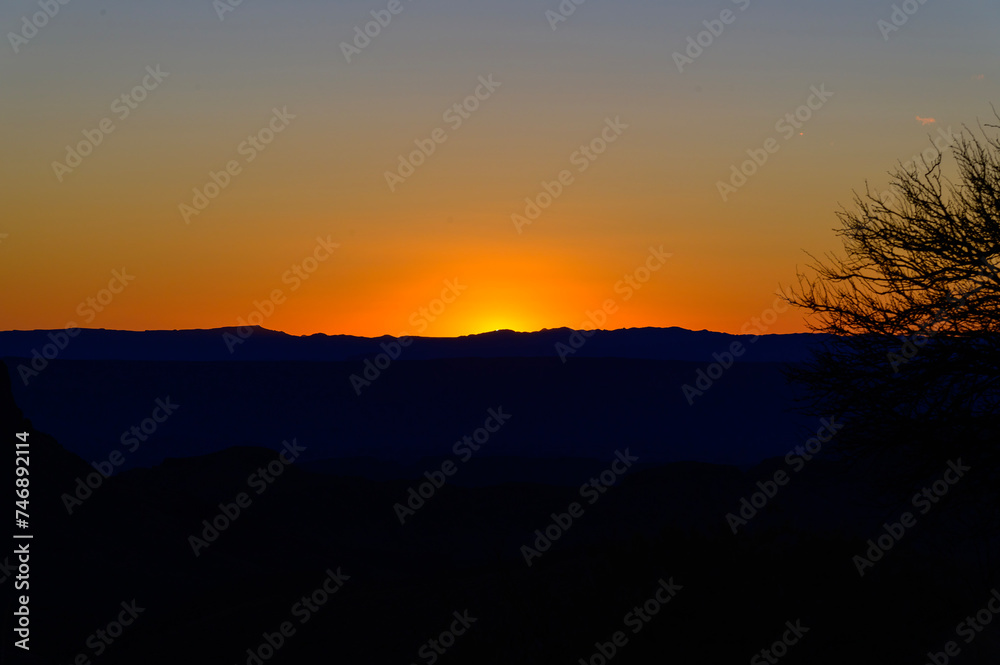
[0,326,827,362]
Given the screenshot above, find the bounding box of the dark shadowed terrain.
[1,328,998,664]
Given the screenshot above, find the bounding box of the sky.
[2,0,998,337]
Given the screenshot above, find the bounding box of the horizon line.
[0,325,823,339]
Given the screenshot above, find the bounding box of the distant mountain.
[1,327,834,474]
[4,354,813,473]
[0,326,832,362]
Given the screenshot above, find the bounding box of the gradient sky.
[2,0,998,337]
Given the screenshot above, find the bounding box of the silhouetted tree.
[786,115,1000,479]
[785,114,1000,588]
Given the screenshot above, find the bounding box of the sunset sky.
[2,0,998,337]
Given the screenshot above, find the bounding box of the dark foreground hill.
[1,327,837,472]
[2,359,999,664]
[4,356,815,473]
